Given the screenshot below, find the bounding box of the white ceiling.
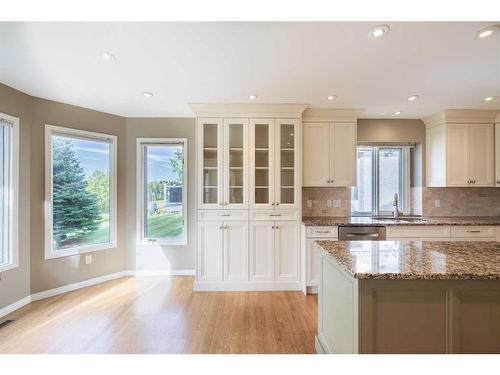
[0,22,499,118]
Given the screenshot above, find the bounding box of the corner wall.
[125,118,196,272]
[0,84,32,310]
[29,97,127,294]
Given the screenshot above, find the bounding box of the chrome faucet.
[392,193,401,219]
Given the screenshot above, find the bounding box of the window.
[351,145,410,216]
[45,125,117,259]
[137,138,187,245]
[0,113,19,273]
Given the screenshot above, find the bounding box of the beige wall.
[29,97,127,293]
[125,118,196,271]
[357,119,426,187]
[0,84,32,310]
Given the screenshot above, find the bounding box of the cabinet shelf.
[204,186,217,188]
[230,186,243,188]
[229,167,243,170]
[280,148,294,151]
[255,148,269,151]
[281,186,294,189]
[255,186,269,189]
[204,147,218,151]
[281,167,294,170]
[204,166,217,170]
[229,147,243,151]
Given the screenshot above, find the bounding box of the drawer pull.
[315,230,331,234]
[218,214,231,217]
[270,214,282,217]
[466,230,481,233]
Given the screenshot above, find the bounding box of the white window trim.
[136,138,188,246]
[352,145,411,216]
[44,125,118,260]
[0,113,19,273]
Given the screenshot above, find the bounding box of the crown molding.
[423,109,499,128]
[189,103,309,118]
[302,108,364,122]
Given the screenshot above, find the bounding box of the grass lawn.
[80,219,110,245]
[147,212,183,238]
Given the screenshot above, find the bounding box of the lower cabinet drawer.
[198,209,248,221]
[386,225,451,239]
[306,226,338,238]
[250,209,300,221]
[451,226,496,239]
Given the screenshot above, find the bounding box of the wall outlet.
[332,199,341,208]
[435,199,441,208]
[326,199,332,208]
[307,199,312,208]
[85,255,93,265]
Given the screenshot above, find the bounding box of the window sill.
[45,242,117,260]
[138,238,187,247]
[0,262,19,273]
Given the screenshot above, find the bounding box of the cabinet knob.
[496,180,500,184]
[272,202,275,206]
[276,202,280,206]
[275,226,279,229]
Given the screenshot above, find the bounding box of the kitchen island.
[315,240,500,354]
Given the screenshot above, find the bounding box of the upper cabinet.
[424,110,497,187]
[302,109,360,187]
[249,119,300,209]
[496,120,500,187]
[192,104,307,210]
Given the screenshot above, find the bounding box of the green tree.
[52,137,102,247]
[86,170,110,212]
[169,148,183,183]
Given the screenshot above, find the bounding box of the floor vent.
[0,319,15,329]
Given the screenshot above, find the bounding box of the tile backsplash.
[302,187,351,217]
[422,187,500,217]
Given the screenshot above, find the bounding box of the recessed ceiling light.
[143,91,154,98]
[408,95,419,102]
[484,96,496,102]
[100,51,114,60]
[475,25,499,39]
[368,25,390,39]
[393,111,402,115]
[327,95,337,100]
[249,94,257,100]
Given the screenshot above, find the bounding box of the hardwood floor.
[0,276,318,354]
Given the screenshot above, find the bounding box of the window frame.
[0,113,19,273]
[44,125,118,260]
[136,138,188,246]
[352,145,411,216]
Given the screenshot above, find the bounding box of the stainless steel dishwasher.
[338,225,386,241]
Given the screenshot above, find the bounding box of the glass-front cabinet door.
[198,118,223,209]
[223,118,248,208]
[274,119,300,209]
[250,119,275,209]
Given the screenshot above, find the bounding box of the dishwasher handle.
[345,233,380,238]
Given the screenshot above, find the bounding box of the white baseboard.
[0,295,32,319]
[31,271,127,302]
[125,269,195,276]
[193,281,303,291]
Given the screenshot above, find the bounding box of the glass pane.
[144,144,184,239]
[52,135,111,251]
[378,148,401,212]
[254,123,270,204]
[279,124,295,204]
[0,124,10,265]
[203,123,218,203]
[228,123,244,204]
[352,147,373,213]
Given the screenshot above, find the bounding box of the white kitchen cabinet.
[496,123,500,187]
[274,221,300,281]
[426,121,495,187]
[249,221,275,281]
[197,221,249,283]
[197,117,249,209]
[223,221,249,281]
[250,221,300,282]
[303,122,356,187]
[197,221,223,282]
[305,226,338,289]
[250,118,301,209]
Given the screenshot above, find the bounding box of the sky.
[146,145,181,183]
[70,138,110,178]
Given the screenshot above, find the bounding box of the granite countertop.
[316,240,500,280]
[302,216,500,226]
